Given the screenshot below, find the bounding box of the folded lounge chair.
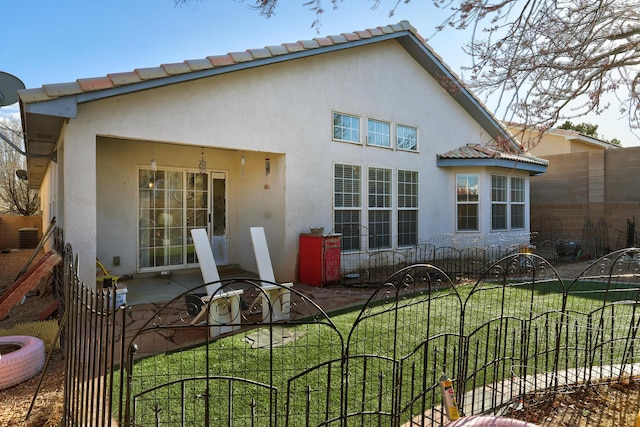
[190,228,243,336]
[249,227,293,321]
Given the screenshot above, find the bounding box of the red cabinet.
[299,233,341,287]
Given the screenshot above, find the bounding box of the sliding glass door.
[138,169,210,271]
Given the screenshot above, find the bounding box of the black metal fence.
[336,217,615,288]
[57,244,640,426]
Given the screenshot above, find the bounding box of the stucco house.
[508,123,619,157]
[19,21,547,286]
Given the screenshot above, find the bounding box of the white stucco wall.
[60,39,529,285]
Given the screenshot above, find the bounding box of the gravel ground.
[0,251,636,426]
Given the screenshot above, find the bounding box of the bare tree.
[445,0,640,137]
[236,0,640,139]
[0,119,39,216]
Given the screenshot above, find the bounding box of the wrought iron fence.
[57,243,640,426]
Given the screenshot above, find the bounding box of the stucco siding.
[62,40,525,284]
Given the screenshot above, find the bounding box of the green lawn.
[122,278,640,425]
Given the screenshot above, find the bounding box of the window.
[511,177,525,229]
[457,174,479,231]
[367,119,391,148]
[334,164,362,251]
[398,170,418,246]
[333,112,360,143]
[397,125,418,151]
[491,174,527,231]
[491,175,508,230]
[368,167,392,249]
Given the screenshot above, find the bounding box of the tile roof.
[18,21,423,105]
[438,143,548,166]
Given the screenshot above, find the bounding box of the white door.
[210,172,229,265]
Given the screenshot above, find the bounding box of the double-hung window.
[367,119,391,148]
[456,174,479,231]
[398,170,418,246]
[333,112,360,143]
[334,164,362,251]
[368,167,392,249]
[491,175,508,230]
[511,177,525,229]
[491,175,526,230]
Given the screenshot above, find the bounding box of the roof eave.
[20,33,405,119]
[20,29,513,141]
[436,157,548,175]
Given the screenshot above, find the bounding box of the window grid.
[368,167,392,249]
[367,119,391,148]
[511,177,526,229]
[333,112,360,143]
[456,174,479,231]
[398,170,418,246]
[491,174,527,231]
[491,175,508,230]
[139,169,188,269]
[397,125,418,151]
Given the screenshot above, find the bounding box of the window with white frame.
[491,174,526,231]
[398,169,418,246]
[511,177,525,229]
[491,175,508,230]
[334,164,362,251]
[138,169,215,271]
[456,174,479,231]
[368,167,392,249]
[367,118,391,148]
[333,112,360,143]
[397,125,418,151]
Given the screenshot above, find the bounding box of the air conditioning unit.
[18,227,39,250]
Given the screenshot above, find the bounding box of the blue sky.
[2,0,637,145]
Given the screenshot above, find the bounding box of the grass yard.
[122,277,640,425]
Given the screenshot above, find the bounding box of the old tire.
[447,416,540,426]
[0,336,45,390]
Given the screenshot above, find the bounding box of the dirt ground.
[1,250,638,426]
[0,250,64,427]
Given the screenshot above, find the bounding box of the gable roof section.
[19,20,534,185]
[437,143,548,175]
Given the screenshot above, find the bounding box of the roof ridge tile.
[327,34,348,44]
[108,71,142,86]
[184,58,215,70]
[314,37,334,47]
[45,81,86,97]
[134,67,168,80]
[298,39,320,49]
[342,31,361,41]
[282,42,305,53]
[77,77,114,92]
[247,47,273,59]
[229,51,254,63]
[354,30,373,38]
[265,45,289,56]
[206,55,235,67]
[161,62,192,75]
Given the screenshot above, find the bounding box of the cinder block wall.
[530,147,640,250]
[0,216,43,250]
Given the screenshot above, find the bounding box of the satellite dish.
[0,71,25,106]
